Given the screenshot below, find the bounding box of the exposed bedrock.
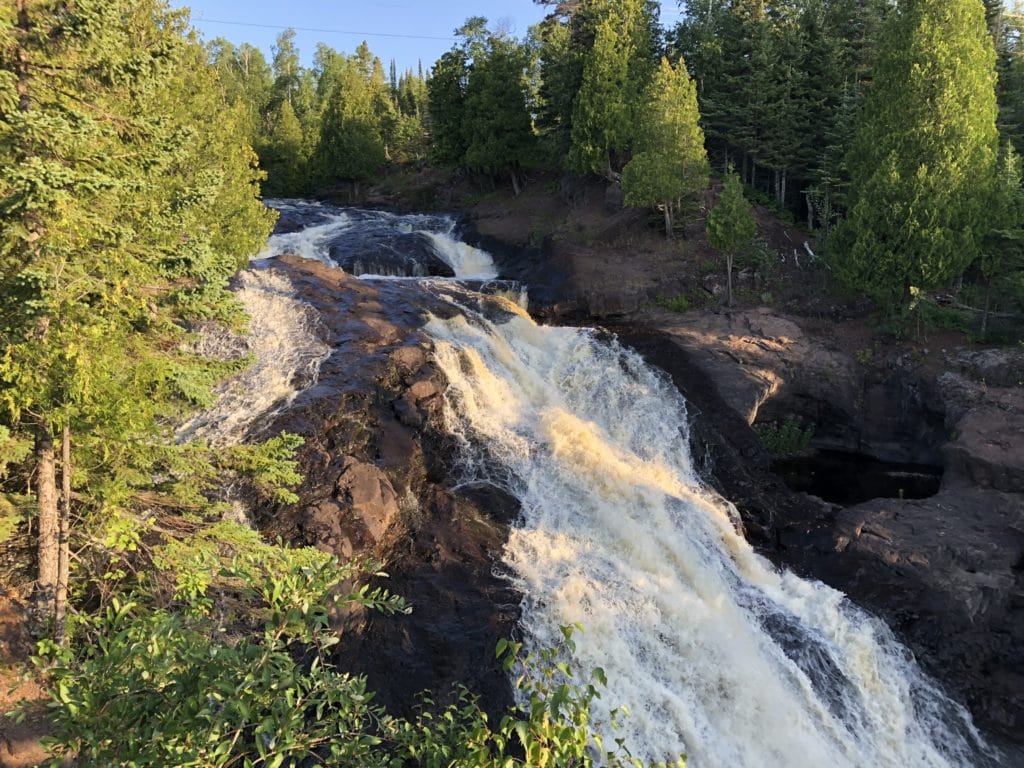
[252,256,518,720]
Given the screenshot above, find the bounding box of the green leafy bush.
[655,295,692,313]
[755,416,815,459]
[32,549,685,767]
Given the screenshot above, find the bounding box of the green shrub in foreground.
[31,549,685,767]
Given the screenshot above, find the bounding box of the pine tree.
[831,0,1000,307]
[707,171,757,306]
[462,36,536,194]
[427,49,469,166]
[567,0,659,178]
[980,143,1024,335]
[622,57,709,237]
[314,56,387,187]
[0,0,274,632]
[263,100,305,196]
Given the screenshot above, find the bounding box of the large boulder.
[253,257,517,719]
[328,231,455,278]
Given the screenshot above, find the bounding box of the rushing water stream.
[247,200,1001,767]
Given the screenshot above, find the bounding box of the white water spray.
[178,269,330,446]
[425,297,999,768]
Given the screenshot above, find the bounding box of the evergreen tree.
[707,171,757,306]
[462,36,536,194]
[831,0,1000,307]
[314,56,387,187]
[622,57,709,237]
[427,49,469,166]
[567,0,659,178]
[980,143,1024,335]
[263,100,305,196]
[0,0,274,631]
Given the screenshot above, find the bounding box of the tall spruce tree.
[0,0,274,631]
[622,57,709,237]
[427,49,469,166]
[462,34,536,194]
[831,0,1000,306]
[567,0,659,178]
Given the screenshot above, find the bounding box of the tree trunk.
[664,202,673,239]
[510,169,521,197]
[805,191,815,230]
[981,277,992,338]
[781,169,787,209]
[726,252,734,307]
[55,425,71,644]
[34,425,58,623]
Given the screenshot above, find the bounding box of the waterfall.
[420,225,498,279]
[260,200,497,280]
[177,269,330,447]
[424,296,1000,768]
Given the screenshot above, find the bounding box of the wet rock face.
[328,232,456,278]
[822,490,1024,741]
[254,256,517,719]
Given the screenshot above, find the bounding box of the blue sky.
[171,1,684,73]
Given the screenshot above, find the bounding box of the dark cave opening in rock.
[772,450,944,506]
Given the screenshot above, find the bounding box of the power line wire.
[193,17,455,41]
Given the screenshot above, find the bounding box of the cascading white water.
[424,297,1000,768]
[177,269,330,446]
[258,199,350,266]
[420,225,498,279]
[260,199,497,280]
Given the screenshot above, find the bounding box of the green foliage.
[462,35,536,187]
[829,0,1000,307]
[261,100,306,196]
[36,556,682,768]
[427,49,470,167]
[313,50,391,184]
[655,295,692,313]
[37,551,408,767]
[708,173,757,256]
[707,171,757,305]
[755,416,815,459]
[623,57,709,237]
[568,0,659,177]
[674,0,890,216]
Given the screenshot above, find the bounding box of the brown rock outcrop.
[252,257,520,720]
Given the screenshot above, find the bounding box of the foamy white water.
[177,269,330,446]
[260,200,498,280]
[425,298,1000,768]
[421,225,498,279]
